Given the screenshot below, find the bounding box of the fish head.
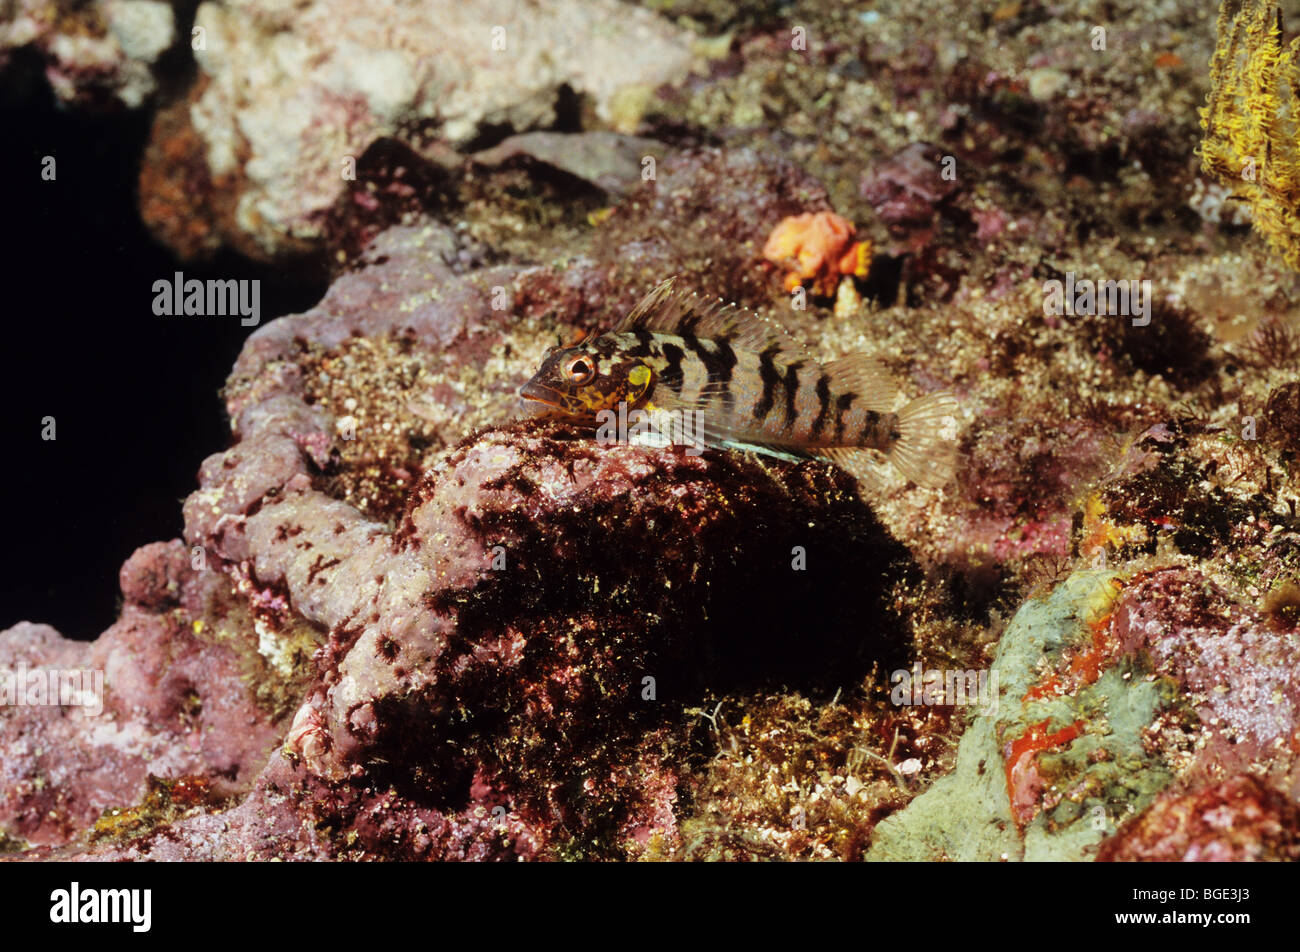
[519,341,654,420]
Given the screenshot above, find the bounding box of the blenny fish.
[519,278,959,487]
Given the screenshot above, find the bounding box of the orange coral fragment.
[762,211,873,297]
[837,240,873,279]
[1005,719,1085,829]
[1024,609,1116,701]
[1067,611,1113,684]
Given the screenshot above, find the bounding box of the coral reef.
[0,0,174,108]
[870,561,1300,861]
[1097,776,1300,861]
[5,0,1300,861]
[137,0,693,260]
[0,541,304,850]
[867,571,1166,861]
[5,182,919,858]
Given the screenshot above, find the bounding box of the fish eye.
[566,355,595,384]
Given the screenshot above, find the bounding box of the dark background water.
[0,51,326,640]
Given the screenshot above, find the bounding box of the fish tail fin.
[888,391,960,488]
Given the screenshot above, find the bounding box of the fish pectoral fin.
[642,388,784,457]
[822,353,900,413]
[616,277,811,363]
[720,440,811,464]
[626,392,715,448]
[814,446,890,488]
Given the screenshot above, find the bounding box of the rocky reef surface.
[0,0,175,108]
[4,0,1300,860]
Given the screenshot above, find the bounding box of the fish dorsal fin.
[616,277,687,332]
[617,277,809,363]
[822,353,900,413]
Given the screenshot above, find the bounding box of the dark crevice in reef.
[152,0,204,99]
[0,53,328,639]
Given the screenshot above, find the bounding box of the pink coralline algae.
[1110,567,1300,791]
[1098,775,1300,862]
[860,143,963,236]
[0,541,291,849]
[1079,565,1300,860]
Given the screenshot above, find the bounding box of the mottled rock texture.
[139,0,692,259]
[4,183,918,857]
[0,0,174,107]
[1098,775,1300,862]
[0,540,297,850]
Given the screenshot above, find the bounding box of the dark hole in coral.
[152,0,204,97]
[860,251,905,306]
[0,53,327,640]
[552,83,585,133]
[492,154,610,205]
[1062,143,1124,183]
[325,137,461,266]
[935,557,1015,625]
[459,121,519,155]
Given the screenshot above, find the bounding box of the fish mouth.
[519,380,564,408]
[519,381,585,420]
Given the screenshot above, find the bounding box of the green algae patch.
[0,829,30,854]
[864,689,1018,861]
[866,570,1175,861]
[1019,664,1175,861]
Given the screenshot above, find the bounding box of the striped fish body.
[589,330,903,454]
[519,278,958,487]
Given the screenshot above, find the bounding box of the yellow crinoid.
[1200,0,1300,269]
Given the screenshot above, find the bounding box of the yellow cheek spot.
[627,364,653,402]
